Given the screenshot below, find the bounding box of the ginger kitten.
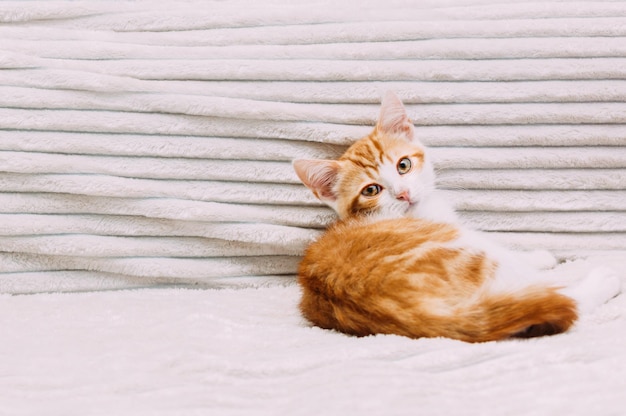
[293,91,621,343]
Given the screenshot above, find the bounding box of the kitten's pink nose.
[396,190,410,202]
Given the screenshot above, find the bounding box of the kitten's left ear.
[293,159,340,205]
[377,91,415,142]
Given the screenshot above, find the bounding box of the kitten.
[292,91,621,342]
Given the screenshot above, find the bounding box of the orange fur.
[298,218,577,343]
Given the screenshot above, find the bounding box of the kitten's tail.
[447,287,578,343]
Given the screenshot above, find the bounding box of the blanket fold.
[1,0,624,293]
[4,85,626,125]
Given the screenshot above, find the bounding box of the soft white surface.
[2,256,626,416]
[1,0,625,293]
[1,2,625,412]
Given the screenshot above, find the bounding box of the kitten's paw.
[564,267,622,314]
[587,267,622,302]
[523,250,558,270]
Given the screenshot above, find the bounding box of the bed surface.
[1,1,625,414]
[3,255,626,415]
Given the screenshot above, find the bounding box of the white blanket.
[1,0,625,292]
[2,254,625,415]
[1,1,626,414]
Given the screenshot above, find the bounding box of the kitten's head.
[294,91,436,220]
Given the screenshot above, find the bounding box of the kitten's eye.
[397,157,412,175]
[361,184,382,197]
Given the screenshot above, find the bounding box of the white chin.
[396,203,413,216]
[404,202,419,214]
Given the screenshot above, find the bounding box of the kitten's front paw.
[587,267,622,303]
[523,250,558,270]
[567,267,622,314]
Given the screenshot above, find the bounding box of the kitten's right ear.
[293,159,340,203]
[377,91,416,142]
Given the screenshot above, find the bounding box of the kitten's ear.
[293,159,340,203]
[377,91,415,141]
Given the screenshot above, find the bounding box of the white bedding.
[1,1,626,414]
[1,0,625,293]
[2,255,625,415]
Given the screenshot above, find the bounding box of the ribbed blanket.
[1,0,625,293]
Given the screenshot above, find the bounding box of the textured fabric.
[1,0,625,293]
[1,255,626,415]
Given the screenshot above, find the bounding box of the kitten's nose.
[396,190,410,202]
